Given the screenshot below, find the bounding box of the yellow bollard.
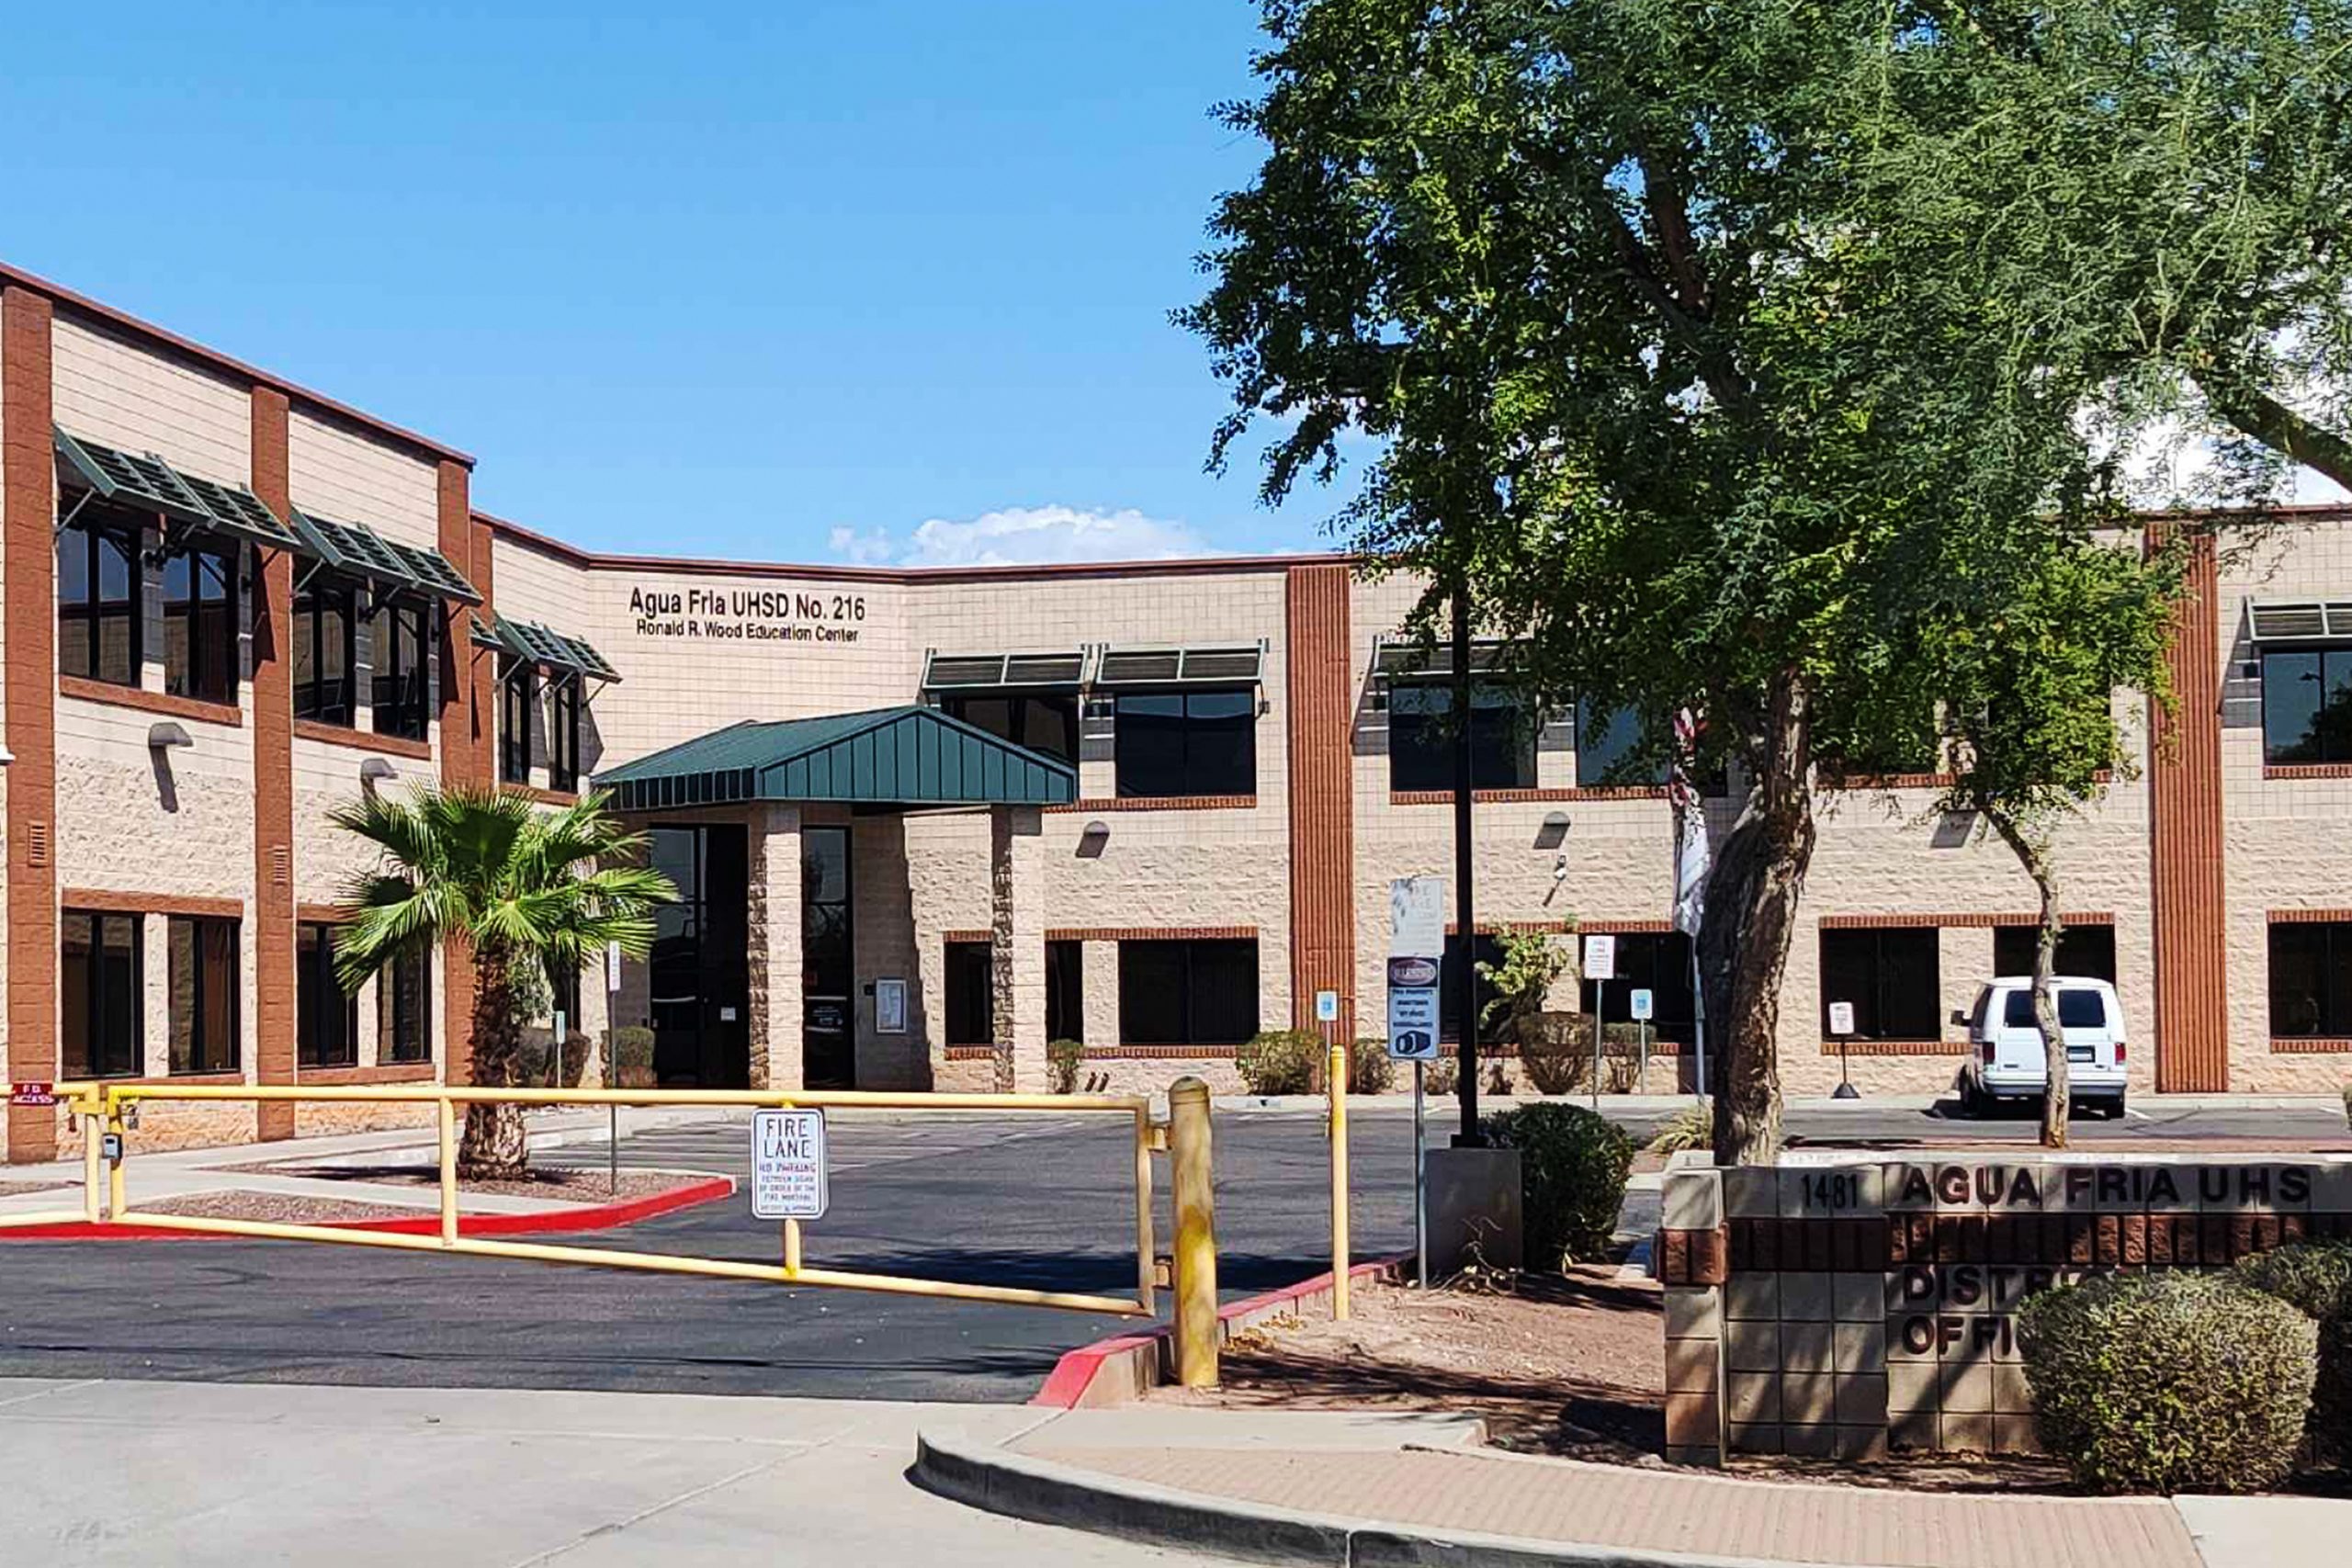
[83,1110,102,1224]
[783,1218,802,1280]
[105,1105,126,1221]
[1328,1038,1350,1320]
[1169,1075,1219,1388]
[437,1097,459,1246]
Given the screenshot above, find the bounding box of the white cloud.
[829,505,1223,568]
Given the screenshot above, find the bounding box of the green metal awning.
[594,705,1078,812]
[1371,633,1517,682]
[53,425,306,554]
[471,614,620,682]
[288,507,481,605]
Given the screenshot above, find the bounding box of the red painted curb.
[1031,1252,1414,1409]
[0,1175,735,1243]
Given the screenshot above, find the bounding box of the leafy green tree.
[1926,533,2183,1145]
[331,787,675,1178]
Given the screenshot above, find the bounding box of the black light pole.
[1452,580,1480,1145]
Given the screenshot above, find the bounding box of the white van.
[1953,976,2129,1118]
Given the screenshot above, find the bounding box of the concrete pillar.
[989,805,1046,1092]
[1082,939,1121,1053]
[749,804,803,1091]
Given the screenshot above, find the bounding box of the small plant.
[1517,1012,1589,1096]
[1345,1038,1394,1095]
[1046,1037,1085,1096]
[1484,1055,1513,1096]
[2019,1270,2316,1494]
[1480,1101,1634,1270]
[608,1026,656,1089]
[2235,1240,2352,1462]
[1237,1029,1323,1095]
[2342,1082,2351,1129]
[1422,1055,1459,1096]
[1477,924,1575,1045]
[1647,1099,1713,1156]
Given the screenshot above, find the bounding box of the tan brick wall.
[288,410,442,551]
[51,316,250,483]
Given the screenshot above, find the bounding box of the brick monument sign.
[1657,1155,2352,1464]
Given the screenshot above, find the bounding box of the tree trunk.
[1702,668,1817,1166]
[458,943,531,1180]
[1986,812,2069,1148]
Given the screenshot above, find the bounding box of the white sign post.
[1630,987,1653,1095]
[1827,1000,1860,1100]
[1389,876,1444,1289]
[1583,935,1616,1108]
[751,1109,830,1221]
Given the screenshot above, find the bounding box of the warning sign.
[751,1108,829,1220]
[8,1082,57,1107]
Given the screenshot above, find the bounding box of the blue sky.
[0,2,1357,564]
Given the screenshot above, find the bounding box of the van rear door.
[2055,987,2113,1069]
[1996,988,2044,1078]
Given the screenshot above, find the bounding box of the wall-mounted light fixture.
[1077,818,1111,860]
[359,757,399,791]
[146,722,193,752]
[1534,809,1570,850]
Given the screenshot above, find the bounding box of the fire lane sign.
[751,1109,829,1220]
[8,1082,57,1108]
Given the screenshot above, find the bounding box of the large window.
[1818,926,1942,1041]
[370,597,433,740]
[2263,648,2352,765]
[1439,932,1507,1045]
[2269,921,2352,1040]
[379,948,433,1065]
[945,939,993,1045]
[58,506,142,687]
[941,692,1080,766]
[501,655,537,784]
[163,539,239,705]
[63,910,141,1078]
[1992,924,2117,982]
[297,921,358,1067]
[1118,939,1259,1046]
[1581,931,1697,1044]
[166,916,240,1075]
[1576,703,1666,787]
[293,581,357,726]
[1047,939,1083,1043]
[1389,683,1536,792]
[1114,690,1256,798]
[548,675,581,793]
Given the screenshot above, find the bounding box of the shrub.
[517,1032,594,1088]
[1517,1012,1590,1095]
[1237,1030,1323,1095]
[2235,1240,2352,1461]
[1346,1039,1395,1095]
[609,1026,656,1089]
[1479,1101,1634,1270]
[1647,1099,1713,1156]
[2342,1082,2351,1129]
[2018,1270,2316,1494]
[1046,1038,1085,1096]
[1422,1055,1459,1096]
[1478,925,1575,1045]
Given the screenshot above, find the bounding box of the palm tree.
[330,785,675,1178]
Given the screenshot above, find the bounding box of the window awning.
[594,705,1075,811]
[288,507,481,605]
[2249,600,2352,642]
[53,425,305,554]
[471,614,620,683]
[920,649,1091,691]
[1094,641,1266,686]
[1371,633,1517,682]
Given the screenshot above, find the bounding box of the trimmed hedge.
[2018,1270,2316,1494]
[2235,1240,2352,1463]
[1237,1030,1323,1095]
[1479,1101,1634,1270]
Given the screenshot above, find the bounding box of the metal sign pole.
[1413,1058,1427,1290]
[1639,1016,1649,1095]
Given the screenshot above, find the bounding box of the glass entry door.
[801,826,854,1089]
[647,824,749,1088]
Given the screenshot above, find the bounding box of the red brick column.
[3,288,57,1161]
[2145,527,2229,1091]
[439,463,485,1083]
[1284,564,1356,1041]
[250,389,298,1139]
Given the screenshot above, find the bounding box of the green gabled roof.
[594,705,1077,811]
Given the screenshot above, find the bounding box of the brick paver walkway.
[1023,1443,2205,1568]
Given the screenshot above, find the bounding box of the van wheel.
[1955,1079,1982,1119]
[2109,1093,2128,1120]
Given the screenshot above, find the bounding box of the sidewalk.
[918,1406,2352,1568]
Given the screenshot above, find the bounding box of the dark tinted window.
[63,910,141,1078]
[370,598,432,739]
[945,940,993,1045]
[1388,683,1535,792]
[1993,924,2117,982]
[1818,927,1941,1041]
[1114,689,1255,797]
[1576,702,1663,786]
[2003,990,2036,1027]
[1118,939,1258,1046]
[942,693,1080,766]
[2269,921,2352,1039]
[2264,649,2352,765]
[380,948,432,1064]
[1578,931,1697,1044]
[294,581,356,725]
[2057,989,2107,1029]
[1439,932,1507,1044]
[298,922,357,1067]
[500,655,536,784]
[548,676,581,792]
[58,504,143,686]
[1046,939,1083,1043]
[164,540,239,705]
[167,915,240,1074]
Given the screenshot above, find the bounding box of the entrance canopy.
[594,705,1078,812]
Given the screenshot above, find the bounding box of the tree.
[1924,532,2183,1145]
[331,787,675,1178]
[1184,1,2112,1163]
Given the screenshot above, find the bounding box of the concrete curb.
[0,1174,735,1242]
[909,1431,1845,1568]
[1032,1252,1416,1409]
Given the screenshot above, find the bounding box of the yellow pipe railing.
[17,1080,1178,1323]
